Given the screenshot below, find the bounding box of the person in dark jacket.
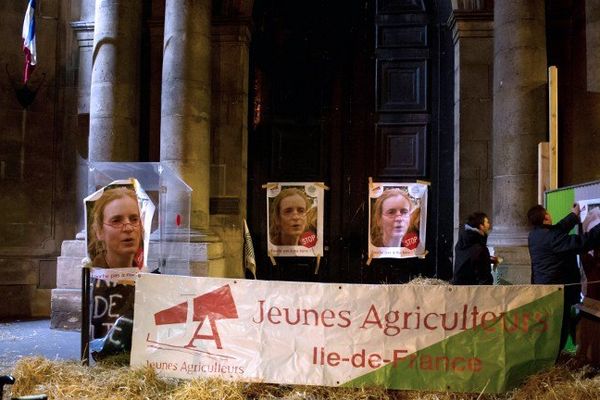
[527,203,600,350]
[452,212,495,285]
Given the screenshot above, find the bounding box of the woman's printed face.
[279,194,307,240]
[97,196,141,263]
[381,194,411,246]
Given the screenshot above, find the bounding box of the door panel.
[248,0,453,283]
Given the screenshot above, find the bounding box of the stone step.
[60,240,87,257]
[57,256,84,289]
[50,288,82,331]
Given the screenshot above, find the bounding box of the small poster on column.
[266,182,324,257]
[368,182,427,259]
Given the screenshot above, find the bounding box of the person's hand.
[572,203,581,217]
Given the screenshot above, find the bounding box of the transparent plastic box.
[88,162,191,274]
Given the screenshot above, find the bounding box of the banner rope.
[564,279,600,287]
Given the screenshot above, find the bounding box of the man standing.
[452,212,495,285]
[527,203,600,350]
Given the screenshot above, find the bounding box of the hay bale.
[9,357,175,400]
[5,356,600,400]
[509,359,600,400]
[406,277,451,286]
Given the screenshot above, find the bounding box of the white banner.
[131,275,562,392]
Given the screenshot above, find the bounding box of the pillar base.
[189,228,227,278]
[149,228,225,276]
[489,245,531,284]
[487,225,529,247]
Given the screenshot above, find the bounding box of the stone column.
[161,0,211,231]
[449,8,494,247]
[52,0,98,330]
[89,0,142,162]
[161,0,224,276]
[488,0,547,283]
[70,0,95,234]
[52,0,143,330]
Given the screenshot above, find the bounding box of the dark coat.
[452,225,493,285]
[528,212,600,286]
[528,212,600,349]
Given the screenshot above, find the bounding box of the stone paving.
[0,319,80,375]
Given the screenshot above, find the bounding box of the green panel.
[343,291,563,393]
[546,188,575,227]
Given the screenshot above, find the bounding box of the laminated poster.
[266,182,324,257]
[368,182,427,259]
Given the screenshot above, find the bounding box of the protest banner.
[131,275,562,393]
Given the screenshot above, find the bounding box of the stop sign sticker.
[402,232,419,250]
[299,231,317,248]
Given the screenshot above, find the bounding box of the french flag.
[21,0,37,83]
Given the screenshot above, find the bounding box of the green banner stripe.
[342,290,563,393]
[546,188,575,233]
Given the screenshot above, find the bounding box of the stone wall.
[0,0,79,318]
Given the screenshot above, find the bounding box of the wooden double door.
[247,0,454,283]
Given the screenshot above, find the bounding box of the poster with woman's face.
[368,182,428,259]
[83,178,155,359]
[84,178,154,270]
[266,182,324,257]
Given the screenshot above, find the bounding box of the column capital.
[448,10,493,44]
[70,20,95,46]
[451,0,494,12]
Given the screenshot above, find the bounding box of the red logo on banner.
[299,231,317,248]
[401,232,419,250]
[154,284,238,349]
